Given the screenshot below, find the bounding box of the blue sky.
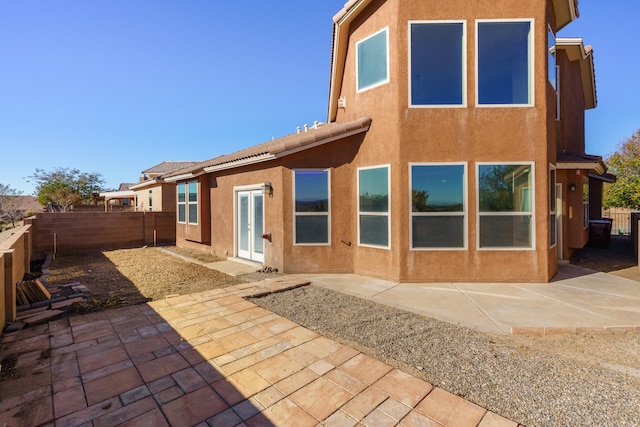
[1,1,638,195]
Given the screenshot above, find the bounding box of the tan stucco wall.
[176,0,591,282]
[134,183,177,212]
[332,0,557,281]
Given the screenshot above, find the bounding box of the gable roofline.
[327,0,581,121]
[328,0,375,123]
[552,0,580,32]
[163,117,372,181]
[556,37,597,110]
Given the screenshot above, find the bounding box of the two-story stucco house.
[165,0,608,283]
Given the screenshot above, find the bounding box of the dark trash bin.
[589,219,612,248]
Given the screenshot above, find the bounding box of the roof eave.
[556,162,606,175]
[328,0,375,123]
[557,38,597,110]
[552,0,580,32]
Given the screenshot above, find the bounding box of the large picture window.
[178,181,198,224]
[410,164,466,249]
[410,21,465,106]
[477,20,533,106]
[358,165,390,248]
[356,28,389,93]
[294,170,330,245]
[478,163,534,249]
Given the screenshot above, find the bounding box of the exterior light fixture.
[569,183,577,191]
[262,182,273,196]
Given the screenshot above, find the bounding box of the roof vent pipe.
[304,124,308,132]
[297,126,301,134]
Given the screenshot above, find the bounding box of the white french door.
[237,190,264,263]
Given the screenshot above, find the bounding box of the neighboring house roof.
[100,183,135,199]
[130,161,201,190]
[164,117,372,181]
[118,183,135,191]
[557,150,606,175]
[327,0,581,122]
[557,38,597,109]
[141,161,200,175]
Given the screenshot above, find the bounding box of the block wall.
[27,212,175,253]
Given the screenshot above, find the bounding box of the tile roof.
[118,183,136,191]
[556,150,606,174]
[165,117,371,179]
[141,161,200,174]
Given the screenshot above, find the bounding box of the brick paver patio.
[0,277,519,426]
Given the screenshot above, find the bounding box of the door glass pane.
[239,195,249,252]
[253,193,264,255]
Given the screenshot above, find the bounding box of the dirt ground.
[45,246,249,312]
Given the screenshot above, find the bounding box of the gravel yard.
[251,286,640,426]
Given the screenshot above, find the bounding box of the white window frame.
[555,65,561,121]
[548,24,556,90]
[293,169,331,246]
[177,183,186,224]
[549,164,557,248]
[476,162,536,251]
[357,164,391,249]
[356,27,390,93]
[408,20,467,108]
[409,162,468,250]
[187,181,198,225]
[475,19,535,108]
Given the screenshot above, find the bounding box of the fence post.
[2,250,16,323]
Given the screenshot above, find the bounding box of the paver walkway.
[0,277,518,426]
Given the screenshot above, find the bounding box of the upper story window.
[477,20,533,106]
[410,163,467,249]
[356,27,389,93]
[177,181,198,224]
[477,163,534,249]
[409,21,465,107]
[358,165,390,248]
[548,25,556,90]
[294,170,330,245]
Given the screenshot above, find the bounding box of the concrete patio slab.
[298,264,640,335]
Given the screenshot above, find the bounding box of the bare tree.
[0,183,24,228]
